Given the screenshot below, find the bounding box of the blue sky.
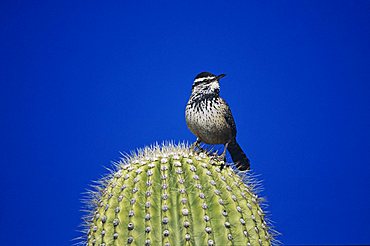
[1,0,369,245]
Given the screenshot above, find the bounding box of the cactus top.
[84,143,275,246]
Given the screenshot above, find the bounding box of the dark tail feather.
[227,139,250,171]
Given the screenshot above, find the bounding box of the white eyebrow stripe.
[194,76,215,83]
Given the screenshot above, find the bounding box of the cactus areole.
[84,143,274,246]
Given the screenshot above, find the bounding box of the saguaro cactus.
[84,143,274,245]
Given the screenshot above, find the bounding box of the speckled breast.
[186,98,232,144]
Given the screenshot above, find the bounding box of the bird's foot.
[220,162,228,171]
[211,150,226,162]
[190,139,206,153]
[210,154,228,170]
[196,145,207,153]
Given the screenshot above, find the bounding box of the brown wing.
[220,98,237,137]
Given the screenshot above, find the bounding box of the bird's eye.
[195,79,207,85]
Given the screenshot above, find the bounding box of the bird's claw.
[190,139,206,153]
[210,154,228,170]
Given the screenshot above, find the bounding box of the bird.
[185,72,250,171]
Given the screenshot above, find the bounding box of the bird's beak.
[216,74,226,80]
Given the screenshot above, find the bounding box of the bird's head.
[191,72,225,96]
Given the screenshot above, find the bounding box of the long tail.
[227,139,250,171]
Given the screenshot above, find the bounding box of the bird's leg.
[219,142,230,170]
[220,142,229,160]
[210,142,230,170]
[190,138,201,150]
[190,138,206,152]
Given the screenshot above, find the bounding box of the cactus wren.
[185,72,250,171]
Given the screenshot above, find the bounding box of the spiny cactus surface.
[84,143,274,246]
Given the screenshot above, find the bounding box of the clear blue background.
[1,0,369,245]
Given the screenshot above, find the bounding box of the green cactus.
[84,143,275,245]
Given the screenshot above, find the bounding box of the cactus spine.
[85,143,273,245]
